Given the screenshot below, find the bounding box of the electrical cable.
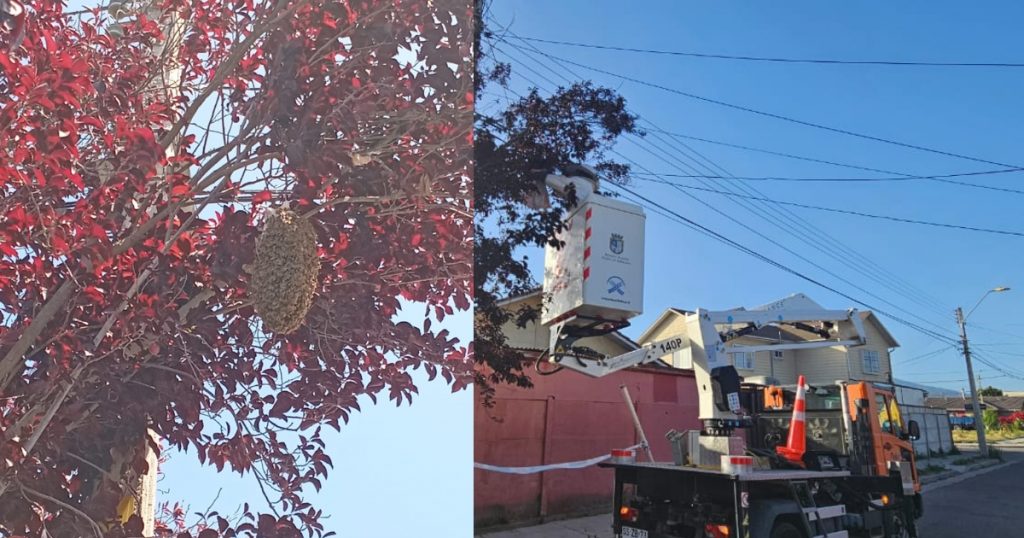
[898,345,957,366]
[495,35,972,317]
[630,168,1024,183]
[514,35,1024,69]
[487,38,958,340]
[509,34,1018,170]
[631,176,1024,237]
[496,36,957,321]
[607,180,960,347]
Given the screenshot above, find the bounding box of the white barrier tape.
[474,444,643,475]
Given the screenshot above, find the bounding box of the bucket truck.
[538,167,923,538]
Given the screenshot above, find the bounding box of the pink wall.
[475,364,700,528]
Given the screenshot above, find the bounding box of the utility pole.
[956,307,988,457]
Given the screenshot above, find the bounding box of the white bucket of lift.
[721,455,754,474]
[542,194,646,326]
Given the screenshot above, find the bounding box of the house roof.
[636,307,691,343]
[925,396,1024,412]
[860,311,899,348]
[636,295,900,349]
[494,287,542,308]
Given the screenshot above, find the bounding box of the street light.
[965,287,1011,321]
[957,286,1010,458]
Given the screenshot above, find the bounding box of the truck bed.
[599,460,851,481]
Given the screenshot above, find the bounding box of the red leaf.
[252,190,272,204]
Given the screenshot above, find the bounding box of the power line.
[973,353,1024,381]
[931,177,1024,195]
[632,176,1024,237]
[609,180,958,346]
[898,345,957,366]
[630,168,1024,183]
[644,128,1024,196]
[486,34,961,346]
[515,36,1024,69]
[614,143,956,332]
[491,37,956,329]
[509,37,1018,169]
[493,34,954,317]
[493,40,955,325]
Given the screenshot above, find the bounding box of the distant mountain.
[894,378,959,397]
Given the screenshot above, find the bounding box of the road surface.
[917,445,1024,537]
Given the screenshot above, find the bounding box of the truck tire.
[770,520,804,538]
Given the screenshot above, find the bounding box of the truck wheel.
[770,520,804,538]
[886,513,914,538]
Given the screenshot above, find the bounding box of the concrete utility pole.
[956,306,987,458]
[957,286,1011,459]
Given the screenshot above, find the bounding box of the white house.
[636,293,899,386]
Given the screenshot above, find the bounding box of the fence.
[902,404,954,456]
[474,366,700,529]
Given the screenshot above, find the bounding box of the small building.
[925,395,1024,419]
[637,293,899,386]
[475,290,701,529]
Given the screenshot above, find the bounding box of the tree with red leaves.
[0,1,473,536]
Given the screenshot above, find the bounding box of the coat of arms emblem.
[609,233,624,255]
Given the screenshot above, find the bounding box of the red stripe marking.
[585,228,592,240]
[583,267,590,280]
[583,246,591,259]
[585,207,592,220]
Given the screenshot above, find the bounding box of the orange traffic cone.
[776,375,808,465]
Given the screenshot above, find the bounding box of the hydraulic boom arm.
[547,306,866,423]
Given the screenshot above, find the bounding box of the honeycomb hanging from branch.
[250,208,319,334]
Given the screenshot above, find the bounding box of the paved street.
[916,445,1024,537]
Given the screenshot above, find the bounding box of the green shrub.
[983,409,1000,431]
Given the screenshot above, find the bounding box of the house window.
[734,352,754,370]
[862,350,881,374]
[772,350,784,359]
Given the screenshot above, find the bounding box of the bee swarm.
[250,208,319,333]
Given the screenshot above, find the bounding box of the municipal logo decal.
[609,233,624,255]
[607,276,626,295]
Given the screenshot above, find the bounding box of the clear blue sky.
[485,1,1024,394]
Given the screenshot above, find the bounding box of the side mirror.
[907,420,921,441]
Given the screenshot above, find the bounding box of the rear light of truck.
[619,506,639,523]
[704,523,730,538]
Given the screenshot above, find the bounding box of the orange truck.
[603,378,923,538]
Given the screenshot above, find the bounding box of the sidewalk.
[916,445,1003,484]
[477,514,611,538]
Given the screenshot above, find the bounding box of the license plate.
[622,527,648,538]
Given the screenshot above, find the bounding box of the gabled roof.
[636,307,692,344]
[860,311,899,348]
[494,287,542,307]
[925,396,1024,412]
[636,294,899,348]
